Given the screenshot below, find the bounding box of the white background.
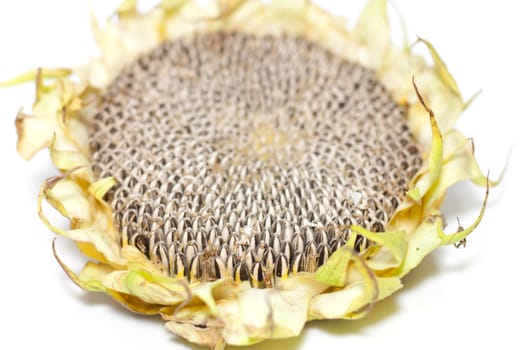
[0,1,523,349]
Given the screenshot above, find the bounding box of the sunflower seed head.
[89,32,422,286]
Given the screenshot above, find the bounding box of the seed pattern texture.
[88,32,422,286]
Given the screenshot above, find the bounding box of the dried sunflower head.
[6,0,493,348]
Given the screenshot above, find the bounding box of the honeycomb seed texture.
[88,32,422,285]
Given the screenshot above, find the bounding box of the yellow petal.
[165,322,225,349]
[315,243,353,287]
[406,77,443,204]
[125,270,190,305]
[350,225,407,270]
[0,68,71,87]
[350,0,389,69]
[438,176,489,246]
[116,0,138,17]
[216,288,310,345]
[44,179,91,223]
[271,0,306,16]
[88,177,117,202]
[417,36,462,99]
